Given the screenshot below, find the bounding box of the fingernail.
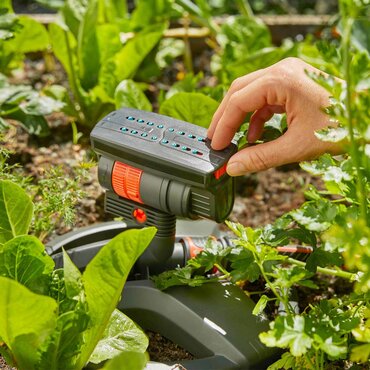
[227,162,246,176]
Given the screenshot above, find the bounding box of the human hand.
[207,58,343,176]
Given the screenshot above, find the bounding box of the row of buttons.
[120,127,158,140]
[126,116,164,129]
[161,140,203,155]
[126,116,206,142]
[167,127,205,141]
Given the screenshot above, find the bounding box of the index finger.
[207,68,267,139]
[211,76,286,150]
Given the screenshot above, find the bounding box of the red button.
[214,164,227,180]
[133,208,147,223]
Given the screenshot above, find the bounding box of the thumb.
[226,134,301,175]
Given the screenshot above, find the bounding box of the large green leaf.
[3,16,49,54]
[130,0,172,30]
[0,235,54,294]
[90,309,148,364]
[49,23,78,88]
[78,0,100,90]
[159,92,218,128]
[114,24,166,81]
[115,80,152,111]
[0,277,57,370]
[100,351,147,370]
[77,227,156,367]
[0,180,33,244]
[97,0,127,23]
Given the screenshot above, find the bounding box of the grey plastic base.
[121,280,277,369]
[47,221,279,369]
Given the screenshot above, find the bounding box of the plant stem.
[183,14,194,74]
[64,30,86,125]
[287,257,356,281]
[305,353,317,370]
[214,263,229,277]
[342,17,368,224]
[258,262,291,314]
[236,0,254,19]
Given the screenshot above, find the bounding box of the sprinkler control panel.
[91,107,237,224]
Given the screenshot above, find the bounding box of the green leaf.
[305,248,343,273]
[155,38,185,69]
[252,294,270,316]
[6,109,50,137]
[90,309,148,364]
[114,80,152,111]
[77,227,156,368]
[229,249,261,282]
[315,126,348,142]
[267,352,295,370]
[165,72,203,99]
[289,200,339,232]
[352,18,370,54]
[2,15,49,53]
[48,23,79,88]
[351,343,370,363]
[39,252,89,370]
[20,95,64,116]
[0,277,57,370]
[43,84,77,117]
[0,235,54,294]
[115,24,166,81]
[159,92,219,128]
[317,335,347,358]
[78,0,100,90]
[153,265,213,290]
[0,180,33,244]
[100,350,147,370]
[63,249,84,299]
[259,315,313,357]
[130,0,172,30]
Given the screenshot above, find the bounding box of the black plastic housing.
[91,108,237,223]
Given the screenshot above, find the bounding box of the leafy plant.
[0,73,64,136]
[0,179,156,370]
[154,0,370,368]
[47,0,167,126]
[0,1,49,74]
[0,144,93,241]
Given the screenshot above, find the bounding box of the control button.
[133,208,147,223]
[126,116,135,120]
[161,139,169,144]
[141,133,148,137]
[188,134,196,139]
[120,127,128,132]
[178,131,185,135]
[131,130,138,134]
[172,143,180,148]
[157,124,164,129]
[137,119,145,123]
[147,121,154,126]
[192,149,203,155]
[151,136,158,140]
[168,128,175,132]
[197,137,205,142]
